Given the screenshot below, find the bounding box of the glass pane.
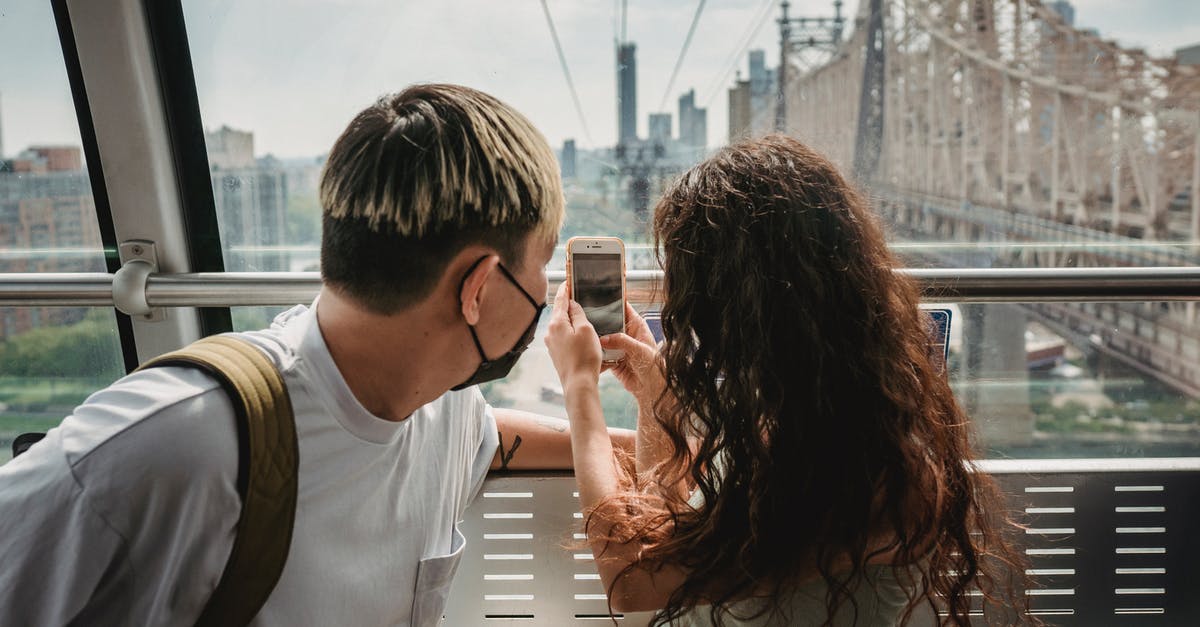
[948,301,1200,458]
[180,2,1200,263]
[0,308,125,464]
[488,300,1200,456]
[479,316,638,431]
[181,1,792,272]
[0,0,105,271]
[182,1,1200,445]
[0,1,125,463]
[230,305,295,333]
[863,2,1200,269]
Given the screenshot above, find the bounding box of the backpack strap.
[138,335,298,627]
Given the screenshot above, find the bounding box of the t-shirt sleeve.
[0,367,242,624]
[461,391,499,518]
[0,428,127,625]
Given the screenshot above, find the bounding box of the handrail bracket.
[113,240,166,322]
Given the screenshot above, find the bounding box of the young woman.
[545,135,1026,626]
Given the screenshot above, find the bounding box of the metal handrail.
[1,266,1200,307]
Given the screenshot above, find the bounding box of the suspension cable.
[538,0,595,145]
[700,0,777,108]
[658,0,708,112]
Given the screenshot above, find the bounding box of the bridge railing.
[877,189,1200,267]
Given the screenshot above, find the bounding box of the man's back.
[0,303,497,625]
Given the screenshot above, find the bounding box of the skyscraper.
[748,49,777,135]
[200,126,288,271]
[205,125,255,170]
[728,76,752,142]
[648,113,672,144]
[617,43,638,144]
[678,89,707,158]
[560,139,577,179]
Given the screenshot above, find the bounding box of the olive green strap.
[138,335,298,627]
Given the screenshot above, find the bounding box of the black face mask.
[452,257,546,391]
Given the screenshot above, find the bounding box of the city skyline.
[2,0,1200,160]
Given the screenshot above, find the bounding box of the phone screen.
[572,253,624,335]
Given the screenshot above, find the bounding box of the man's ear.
[459,254,500,326]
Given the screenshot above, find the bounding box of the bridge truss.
[785,0,1200,240]
[781,0,1200,400]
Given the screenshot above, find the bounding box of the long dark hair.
[588,135,1027,625]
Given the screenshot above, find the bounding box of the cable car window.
[178,1,1200,457]
[0,0,127,463]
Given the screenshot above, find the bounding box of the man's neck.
[314,287,462,422]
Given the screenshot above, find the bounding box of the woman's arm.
[597,305,676,476]
[545,284,690,612]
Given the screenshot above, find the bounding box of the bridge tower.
[775,1,846,133]
[851,0,885,183]
[961,304,1035,449]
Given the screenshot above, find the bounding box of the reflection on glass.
[948,302,1200,459]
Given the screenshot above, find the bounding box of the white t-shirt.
[0,302,499,626]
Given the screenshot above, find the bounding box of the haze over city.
[2,0,1200,160]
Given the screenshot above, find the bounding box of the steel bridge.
[777,0,1200,402]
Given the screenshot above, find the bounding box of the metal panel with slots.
[446,464,1199,625]
[990,468,1200,624]
[445,473,657,625]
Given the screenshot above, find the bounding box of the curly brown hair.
[588,135,1028,626]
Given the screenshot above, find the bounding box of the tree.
[0,310,124,379]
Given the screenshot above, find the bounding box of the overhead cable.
[658,0,708,112]
[701,0,777,108]
[539,0,595,146]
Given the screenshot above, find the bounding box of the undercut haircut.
[319,84,563,314]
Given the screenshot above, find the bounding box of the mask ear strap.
[495,262,541,308]
[459,255,493,363]
[466,324,489,363]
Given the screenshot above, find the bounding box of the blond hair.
[320,84,564,240]
[319,85,563,313]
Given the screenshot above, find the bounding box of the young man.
[0,84,632,625]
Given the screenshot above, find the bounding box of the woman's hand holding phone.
[599,303,665,412]
[601,304,675,476]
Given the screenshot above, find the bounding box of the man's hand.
[490,409,635,471]
[545,282,602,392]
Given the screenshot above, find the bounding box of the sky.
[2,0,1199,160]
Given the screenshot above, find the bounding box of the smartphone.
[566,236,627,362]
